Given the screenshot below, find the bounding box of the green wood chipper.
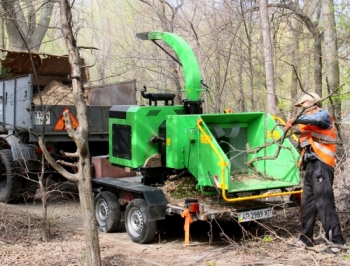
[107,31,301,202]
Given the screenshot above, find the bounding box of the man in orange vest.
[285,92,345,250]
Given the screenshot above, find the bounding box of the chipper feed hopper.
[108,32,300,201]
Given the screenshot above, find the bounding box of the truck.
[0,50,137,202]
[90,32,302,244]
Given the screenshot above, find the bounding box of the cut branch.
[60,150,79,158]
[57,160,77,168]
[246,88,342,167]
[38,137,77,182]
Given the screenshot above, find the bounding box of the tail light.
[35,146,54,154]
[188,202,199,213]
[185,198,199,213]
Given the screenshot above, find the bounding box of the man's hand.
[285,118,295,131]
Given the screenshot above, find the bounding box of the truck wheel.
[125,199,156,244]
[0,149,22,203]
[95,191,121,232]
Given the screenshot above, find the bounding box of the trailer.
[91,32,302,244]
[0,59,136,203]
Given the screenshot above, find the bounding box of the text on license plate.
[237,208,273,223]
[34,111,51,125]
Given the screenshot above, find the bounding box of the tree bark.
[259,0,277,114]
[0,4,4,49]
[59,1,101,265]
[321,0,341,128]
[0,0,54,51]
[314,34,323,96]
[238,40,245,112]
[78,161,101,265]
[314,1,323,96]
[240,0,255,110]
[290,16,301,118]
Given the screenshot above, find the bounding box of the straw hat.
[294,92,321,107]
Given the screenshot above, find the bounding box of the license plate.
[237,208,273,223]
[34,111,51,125]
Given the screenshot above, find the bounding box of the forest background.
[3,0,350,119]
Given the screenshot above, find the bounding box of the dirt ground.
[1,196,350,266]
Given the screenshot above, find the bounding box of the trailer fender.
[140,190,168,221]
[0,134,37,162]
[92,177,168,221]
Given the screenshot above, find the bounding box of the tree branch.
[246,86,343,167]
[60,150,79,158]
[56,160,77,168]
[38,137,77,181]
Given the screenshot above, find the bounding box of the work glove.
[223,108,232,114]
[285,118,295,131]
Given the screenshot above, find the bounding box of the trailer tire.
[0,149,22,203]
[125,199,156,244]
[95,191,121,233]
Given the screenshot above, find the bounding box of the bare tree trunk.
[59,1,101,265]
[1,0,54,51]
[290,14,302,117]
[259,0,277,114]
[267,2,322,99]
[238,40,245,112]
[321,0,340,126]
[78,164,101,265]
[0,4,4,49]
[239,0,255,111]
[39,172,48,242]
[314,1,322,96]
[314,35,323,96]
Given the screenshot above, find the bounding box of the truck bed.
[0,74,136,142]
[30,105,110,141]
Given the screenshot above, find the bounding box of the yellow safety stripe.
[196,118,302,202]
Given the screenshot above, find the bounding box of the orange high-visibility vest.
[298,116,337,168]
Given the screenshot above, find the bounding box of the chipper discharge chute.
[108,31,301,202]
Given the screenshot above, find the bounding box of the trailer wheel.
[95,191,121,232]
[125,199,156,244]
[0,149,22,203]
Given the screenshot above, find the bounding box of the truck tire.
[95,191,121,232]
[0,149,23,203]
[125,199,156,244]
